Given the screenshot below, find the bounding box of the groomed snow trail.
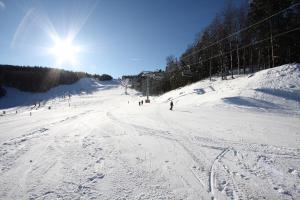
[0,64,300,199]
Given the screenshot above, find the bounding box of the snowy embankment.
[0,64,299,200]
[0,78,119,109]
[156,63,300,114]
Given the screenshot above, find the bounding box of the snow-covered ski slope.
[0,64,299,200]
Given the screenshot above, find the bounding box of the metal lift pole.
[146,76,149,102]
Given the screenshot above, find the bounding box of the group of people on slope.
[138,99,174,111]
[138,100,143,106]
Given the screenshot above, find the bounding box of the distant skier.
[139,101,141,106]
[141,100,143,105]
[170,101,173,110]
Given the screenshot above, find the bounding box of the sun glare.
[49,36,81,66]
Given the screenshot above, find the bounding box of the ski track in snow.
[106,109,300,200]
[0,64,300,199]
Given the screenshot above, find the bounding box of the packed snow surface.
[0,64,299,200]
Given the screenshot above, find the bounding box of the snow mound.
[0,78,120,109]
[156,64,300,114]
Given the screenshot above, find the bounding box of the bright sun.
[49,36,81,66]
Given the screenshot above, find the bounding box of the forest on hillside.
[130,0,300,95]
[0,65,112,96]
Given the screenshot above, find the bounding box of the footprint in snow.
[87,173,105,182]
[288,168,298,176]
[96,157,104,163]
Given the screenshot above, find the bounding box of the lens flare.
[49,36,81,66]
[11,0,99,68]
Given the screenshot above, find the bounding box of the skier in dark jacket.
[170,101,173,110]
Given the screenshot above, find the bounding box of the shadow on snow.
[255,88,300,102]
[222,96,281,109]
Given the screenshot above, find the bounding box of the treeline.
[133,0,300,95]
[0,65,112,95]
[92,74,113,81]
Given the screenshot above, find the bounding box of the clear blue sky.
[0,0,240,78]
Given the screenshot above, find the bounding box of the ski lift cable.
[184,26,300,68]
[180,2,300,61]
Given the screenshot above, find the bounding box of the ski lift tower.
[141,71,163,103]
[121,78,129,94]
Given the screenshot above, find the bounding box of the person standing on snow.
[170,101,174,110]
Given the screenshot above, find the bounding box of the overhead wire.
[180,3,300,61]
